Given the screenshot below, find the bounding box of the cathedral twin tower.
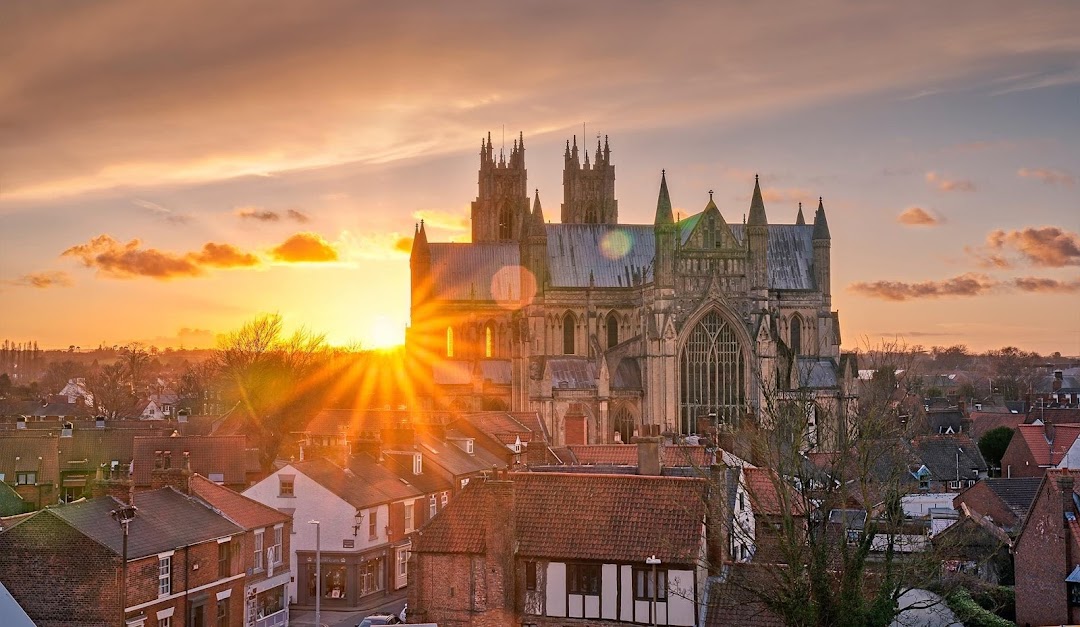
[411,131,855,451]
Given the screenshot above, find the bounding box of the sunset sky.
[1,1,1078,354]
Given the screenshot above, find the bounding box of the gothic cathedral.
[407,133,857,450]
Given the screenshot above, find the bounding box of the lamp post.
[309,520,321,627]
[645,555,661,627]
[110,504,138,627]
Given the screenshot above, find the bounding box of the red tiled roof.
[415,472,708,564]
[566,444,710,467]
[744,468,807,516]
[189,474,289,530]
[1013,423,1080,466]
[132,435,248,486]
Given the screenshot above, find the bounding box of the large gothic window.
[679,311,747,434]
[606,312,619,349]
[563,312,576,355]
[612,404,635,444]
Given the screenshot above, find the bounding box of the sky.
[1,1,1078,354]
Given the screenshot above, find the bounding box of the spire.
[411,219,429,258]
[795,202,806,225]
[654,170,674,225]
[564,139,571,159]
[705,189,717,211]
[584,144,590,167]
[813,197,831,240]
[532,188,546,229]
[603,135,610,162]
[596,137,603,164]
[747,174,767,226]
[519,131,524,150]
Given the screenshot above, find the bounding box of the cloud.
[1017,167,1075,187]
[133,199,191,224]
[61,234,258,279]
[896,207,943,226]
[4,271,73,288]
[2,3,1078,201]
[394,236,413,254]
[986,226,1080,267]
[236,206,312,223]
[269,232,339,262]
[925,171,975,192]
[1013,276,1080,293]
[964,246,1012,269]
[413,208,469,232]
[848,273,998,301]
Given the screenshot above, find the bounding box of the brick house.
[1001,422,1080,478]
[1014,470,1080,625]
[951,477,1040,535]
[189,475,292,627]
[409,470,709,626]
[0,486,244,627]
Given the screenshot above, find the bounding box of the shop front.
[296,548,389,608]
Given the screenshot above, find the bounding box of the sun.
[367,315,404,350]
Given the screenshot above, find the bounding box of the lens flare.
[600,229,632,259]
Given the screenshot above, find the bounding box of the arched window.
[679,311,747,434]
[484,324,494,358]
[563,312,576,355]
[446,327,454,358]
[612,404,635,444]
[789,314,802,355]
[606,312,619,349]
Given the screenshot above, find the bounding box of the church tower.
[746,174,770,293]
[471,132,530,242]
[561,135,618,224]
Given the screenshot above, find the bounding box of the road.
[290,595,407,627]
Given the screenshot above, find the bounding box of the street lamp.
[645,555,661,627]
[309,520,321,627]
[110,504,138,627]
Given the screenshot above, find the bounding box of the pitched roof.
[910,434,988,480]
[416,472,708,563]
[968,411,1025,440]
[0,435,60,484]
[1013,423,1080,466]
[189,474,289,530]
[796,357,839,389]
[743,468,807,516]
[302,408,448,438]
[428,242,520,301]
[565,445,710,467]
[416,434,506,478]
[291,455,424,508]
[46,488,242,560]
[546,357,597,389]
[546,224,655,288]
[131,435,247,486]
[976,478,1041,520]
[458,412,541,445]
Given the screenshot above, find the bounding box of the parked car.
[357,614,400,627]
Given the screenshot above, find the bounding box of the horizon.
[2,1,1078,355]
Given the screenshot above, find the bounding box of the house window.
[254,530,265,572]
[919,479,930,491]
[567,563,601,595]
[633,567,668,601]
[446,327,454,357]
[465,440,474,454]
[273,527,283,565]
[158,556,172,596]
[279,475,294,497]
[158,618,171,627]
[525,561,537,591]
[358,560,384,595]
[15,471,36,485]
[397,548,409,578]
[218,541,231,578]
[404,503,414,533]
[369,510,378,540]
[413,454,422,475]
[216,599,229,626]
[429,495,437,519]
[440,491,449,508]
[208,473,225,484]
[1070,582,1080,606]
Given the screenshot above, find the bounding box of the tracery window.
[679,311,747,434]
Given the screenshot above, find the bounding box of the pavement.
[289,590,408,627]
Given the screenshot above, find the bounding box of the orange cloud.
[269,232,339,262]
[848,273,998,301]
[394,237,413,254]
[986,226,1080,267]
[1017,167,1075,187]
[413,208,469,232]
[1013,276,1080,293]
[5,271,73,288]
[61,234,258,279]
[925,171,975,192]
[896,207,943,226]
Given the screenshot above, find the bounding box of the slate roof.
[416,434,506,478]
[612,357,643,389]
[458,412,541,445]
[0,399,94,419]
[0,435,60,484]
[676,219,816,291]
[189,474,289,531]
[131,435,247,486]
[547,224,655,288]
[428,242,520,301]
[973,478,1042,521]
[1012,423,1080,466]
[58,428,175,470]
[0,481,27,517]
[478,360,512,385]
[547,357,597,389]
[565,445,710,467]
[796,357,839,389]
[415,472,707,563]
[910,435,988,480]
[290,456,423,509]
[46,488,242,560]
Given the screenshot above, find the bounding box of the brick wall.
[953,482,1019,530]
[1000,438,1041,478]
[1015,473,1070,626]
[0,511,121,627]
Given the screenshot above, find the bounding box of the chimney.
[91,463,134,504]
[484,470,516,621]
[1046,420,1056,446]
[635,436,664,476]
[1054,370,1065,392]
[1059,473,1076,521]
[150,450,192,494]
